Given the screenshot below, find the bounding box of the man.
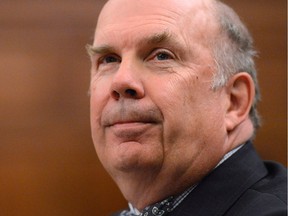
[87,0,287,215]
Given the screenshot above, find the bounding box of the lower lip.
[108,122,155,138]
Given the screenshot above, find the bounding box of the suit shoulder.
[226,161,287,216]
[251,161,287,203]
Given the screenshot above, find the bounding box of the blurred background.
[0,0,286,215]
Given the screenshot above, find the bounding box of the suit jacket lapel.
[171,142,268,216]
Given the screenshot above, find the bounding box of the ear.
[224,72,255,132]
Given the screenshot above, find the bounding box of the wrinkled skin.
[89,0,254,210]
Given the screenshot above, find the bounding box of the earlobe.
[225,72,255,132]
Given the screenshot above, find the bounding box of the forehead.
[94,0,217,47]
[98,0,190,25]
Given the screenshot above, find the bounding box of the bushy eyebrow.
[141,31,183,49]
[86,44,115,57]
[146,31,172,44]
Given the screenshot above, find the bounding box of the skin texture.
[89,0,255,210]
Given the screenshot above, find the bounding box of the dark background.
[0,0,286,215]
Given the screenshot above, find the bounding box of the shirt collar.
[128,203,141,215]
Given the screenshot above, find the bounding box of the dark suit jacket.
[113,142,287,215]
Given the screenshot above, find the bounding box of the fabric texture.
[118,186,196,216]
[112,142,287,216]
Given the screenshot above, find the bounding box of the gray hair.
[211,0,261,129]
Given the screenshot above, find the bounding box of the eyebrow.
[146,31,173,45]
[86,31,181,57]
[86,44,115,57]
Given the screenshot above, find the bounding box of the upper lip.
[101,106,162,127]
[107,119,157,127]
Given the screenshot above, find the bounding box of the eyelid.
[147,48,176,60]
[98,53,121,65]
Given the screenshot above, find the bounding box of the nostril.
[111,88,140,100]
[125,89,137,97]
[112,90,120,100]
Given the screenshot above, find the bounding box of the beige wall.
[0,1,286,215]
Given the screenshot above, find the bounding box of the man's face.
[90,0,228,183]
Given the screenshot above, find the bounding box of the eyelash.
[148,49,175,61]
[98,54,121,65]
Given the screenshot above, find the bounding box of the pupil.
[157,53,169,60]
[106,56,117,63]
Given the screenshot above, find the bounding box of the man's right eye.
[99,55,121,65]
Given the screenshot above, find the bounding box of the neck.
[115,172,193,210]
[227,118,254,150]
[112,158,217,210]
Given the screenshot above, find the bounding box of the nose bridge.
[115,56,138,83]
[110,56,145,99]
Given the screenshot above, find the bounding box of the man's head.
[88,0,258,209]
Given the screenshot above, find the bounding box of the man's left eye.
[156,52,172,60]
[149,49,175,62]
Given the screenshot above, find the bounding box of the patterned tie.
[140,196,174,216]
[118,184,197,216]
[119,196,174,216]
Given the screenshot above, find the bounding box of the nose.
[110,62,145,100]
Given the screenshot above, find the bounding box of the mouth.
[101,106,162,140]
[102,105,163,128]
[107,119,158,127]
[106,120,159,140]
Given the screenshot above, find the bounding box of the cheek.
[90,96,100,133]
[149,72,199,109]
[146,75,198,144]
[90,77,111,141]
[90,76,111,114]
[90,96,104,154]
[147,70,224,146]
[154,72,201,117]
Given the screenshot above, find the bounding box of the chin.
[108,146,163,174]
